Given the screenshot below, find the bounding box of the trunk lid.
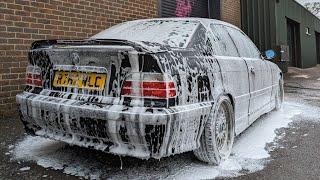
[27,39,176,107]
[28,40,143,98]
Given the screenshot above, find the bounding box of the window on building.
[306,27,311,36]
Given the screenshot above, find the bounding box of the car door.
[209,24,250,135]
[226,27,272,124]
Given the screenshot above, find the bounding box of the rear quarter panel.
[153,50,223,106]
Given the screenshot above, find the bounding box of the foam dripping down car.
[17,18,283,165]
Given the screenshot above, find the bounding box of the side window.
[226,27,261,59]
[209,24,239,57]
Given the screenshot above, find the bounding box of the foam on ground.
[12,101,320,179]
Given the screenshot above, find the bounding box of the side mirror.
[264,50,276,60]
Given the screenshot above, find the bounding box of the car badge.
[71,52,80,66]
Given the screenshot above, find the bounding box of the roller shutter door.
[160,0,209,18]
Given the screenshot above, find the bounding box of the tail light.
[26,65,43,87]
[121,73,177,99]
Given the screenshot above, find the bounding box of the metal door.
[287,18,301,67]
[160,0,209,18]
[316,32,320,64]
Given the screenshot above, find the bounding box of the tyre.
[275,79,284,110]
[194,96,235,165]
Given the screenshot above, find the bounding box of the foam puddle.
[11,136,104,179]
[11,102,320,179]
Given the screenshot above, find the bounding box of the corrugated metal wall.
[240,0,277,52]
[241,0,320,68]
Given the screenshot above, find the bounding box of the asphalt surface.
[1,66,320,180]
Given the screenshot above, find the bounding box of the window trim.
[223,25,262,60]
[208,23,240,58]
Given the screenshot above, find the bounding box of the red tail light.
[26,65,43,87]
[121,73,177,99]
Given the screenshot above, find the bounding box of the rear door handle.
[250,67,255,74]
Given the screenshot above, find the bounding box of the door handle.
[250,67,255,74]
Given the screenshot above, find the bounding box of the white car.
[17,18,283,165]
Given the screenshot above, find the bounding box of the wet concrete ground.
[234,121,320,180]
[1,66,320,180]
[234,66,320,180]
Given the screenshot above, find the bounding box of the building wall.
[275,0,320,68]
[241,0,277,52]
[220,0,241,27]
[242,0,320,69]
[0,0,158,116]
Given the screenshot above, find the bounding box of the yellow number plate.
[53,71,107,90]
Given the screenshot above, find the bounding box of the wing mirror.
[264,50,276,60]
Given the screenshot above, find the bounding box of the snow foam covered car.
[16,18,283,165]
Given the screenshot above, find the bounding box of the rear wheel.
[275,79,284,110]
[194,96,235,165]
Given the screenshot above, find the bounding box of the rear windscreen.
[91,20,199,48]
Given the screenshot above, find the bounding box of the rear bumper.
[16,92,212,159]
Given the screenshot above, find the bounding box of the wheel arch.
[194,93,236,164]
[209,92,235,122]
[279,72,283,81]
[224,93,236,135]
[225,93,235,111]
[198,93,236,141]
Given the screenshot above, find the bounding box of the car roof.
[92,18,244,52]
[123,17,241,31]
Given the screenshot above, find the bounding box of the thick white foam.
[12,102,319,179]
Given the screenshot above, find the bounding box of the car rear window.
[91,20,199,48]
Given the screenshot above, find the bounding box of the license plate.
[53,71,107,90]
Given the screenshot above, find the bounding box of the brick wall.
[220,0,241,27]
[0,0,158,117]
